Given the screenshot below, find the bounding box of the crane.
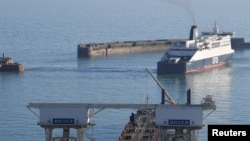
[146,68,176,105]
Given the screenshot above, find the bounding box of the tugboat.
[157,23,235,75]
[0,53,24,72]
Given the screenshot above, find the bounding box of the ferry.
[157,23,235,75]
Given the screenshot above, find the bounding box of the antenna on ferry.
[213,21,219,34]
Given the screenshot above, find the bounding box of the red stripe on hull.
[186,62,227,74]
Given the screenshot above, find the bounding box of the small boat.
[0,54,24,72]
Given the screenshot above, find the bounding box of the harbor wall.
[231,38,250,49]
[77,39,182,57]
[77,38,250,57]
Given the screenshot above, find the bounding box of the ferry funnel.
[189,25,198,40]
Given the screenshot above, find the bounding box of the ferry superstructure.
[157,23,235,75]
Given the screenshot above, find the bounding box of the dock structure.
[27,103,158,141]
[27,99,215,141]
[77,38,250,58]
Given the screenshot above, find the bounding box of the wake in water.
[80,67,153,74]
[24,66,78,72]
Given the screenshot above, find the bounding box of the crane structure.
[146,68,176,105]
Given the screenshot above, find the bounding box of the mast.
[213,22,219,34]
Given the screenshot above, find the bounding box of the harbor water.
[0,0,250,140]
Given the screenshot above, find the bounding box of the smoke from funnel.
[166,0,196,24]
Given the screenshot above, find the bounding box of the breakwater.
[77,39,183,57]
[231,38,250,49]
[77,38,250,57]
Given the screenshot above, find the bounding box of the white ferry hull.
[157,52,234,75]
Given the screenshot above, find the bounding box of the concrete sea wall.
[231,38,250,49]
[77,39,183,57]
[77,38,250,57]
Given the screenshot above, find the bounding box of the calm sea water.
[1,0,250,141]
